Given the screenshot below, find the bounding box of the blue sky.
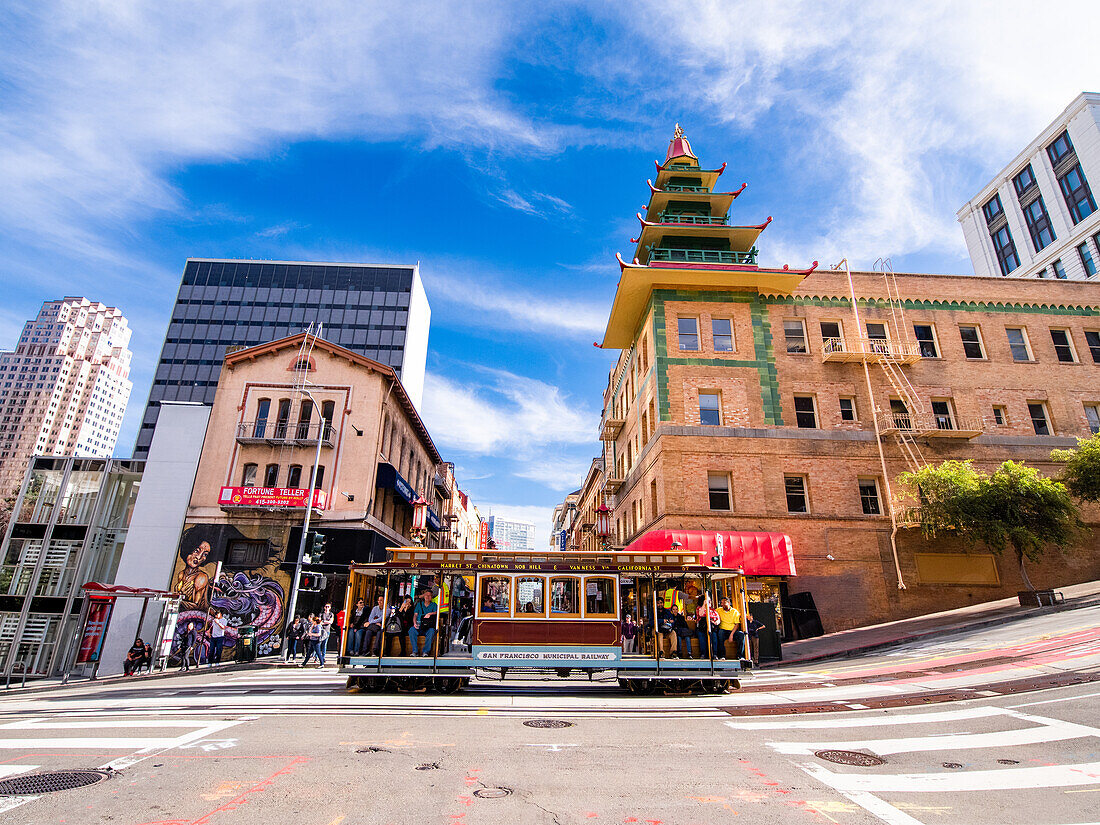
[2,2,1097,544]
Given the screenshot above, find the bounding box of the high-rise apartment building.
[958,92,1100,281]
[134,259,431,458]
[0,298,133,496]
[488,516,536,552]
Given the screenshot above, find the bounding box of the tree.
[901,460,1081,591]
[1052,433,1100,503]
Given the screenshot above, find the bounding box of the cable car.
[337,547,756,694]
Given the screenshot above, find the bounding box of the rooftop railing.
[649,247,758,265]
[657,213,729,225]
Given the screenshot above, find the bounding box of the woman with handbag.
[386,596,414,656]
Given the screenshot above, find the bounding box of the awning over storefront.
[623,530,796,576]
[376,462,444,532]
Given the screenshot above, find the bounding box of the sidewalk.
[773,579,1100,667]
[0,658,271,697]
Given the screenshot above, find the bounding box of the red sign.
[478,521,489,550]
[219,487,328,509]
[76,598,115,664]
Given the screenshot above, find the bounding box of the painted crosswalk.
[727,704,1100,825]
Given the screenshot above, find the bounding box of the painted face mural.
[174,540,213,609]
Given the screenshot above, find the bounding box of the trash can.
[236,626,256,663]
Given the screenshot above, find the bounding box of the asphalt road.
[1,605,1098,825]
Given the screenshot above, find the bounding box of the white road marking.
[102,719,245,771]
[770,716,1100,755]
[0,764,39,779]
[726,705,1010,730]
[799,760,1100,793]
[0,719,231,730]
[0,737,183,749]
[837,791,924,825]
[0,796,40,814]
[1008,690,1100,708]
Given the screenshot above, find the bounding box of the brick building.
[592,128,1100,635]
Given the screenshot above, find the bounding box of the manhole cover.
[473,787,512,798]
[415,763,440,771]
[943,762,963,769]
[814,750,886,767]
[522,719,574,729]
[0,770,111,796]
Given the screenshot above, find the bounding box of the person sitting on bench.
[124,638,150,675]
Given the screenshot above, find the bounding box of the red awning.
[81,582,181,599]
[623,530,796,576]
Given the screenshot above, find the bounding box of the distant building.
[0,298,133,498]
[958,92,1099,281]
[488,516,536,552]
[134,259,431,458]
[550,489,580,551]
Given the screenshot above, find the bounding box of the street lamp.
[286,387,327,628]
[411,495,429,545]
[595,502,611,550]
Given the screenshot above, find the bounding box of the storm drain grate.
[522,719,574,729]
[814,750,885,767]
[474,787,512,798]
[0,770,111,796]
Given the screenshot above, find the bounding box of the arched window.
[291,357,314,372]
[274,398,291,438]
[263,463,279,487]
[297,399,313,439]
[287,465,302,488]
[241,463,257,487]
[311,464,325,489]
[320,400,335,439]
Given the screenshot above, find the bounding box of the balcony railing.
[649,247,758,265]
[236,420,336,446]
[875,412,983,439]
[821,337,922,365]
[656,213,729,225]
[599,417,625,441]
[604,476,625,494]
[662,184,708,193]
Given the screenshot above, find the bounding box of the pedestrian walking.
[300,615,324,667]
[319,603,335,666]
[747,615,765,664]
[178,621,199,671]
[208,610,228,665]
[285,615,306,662]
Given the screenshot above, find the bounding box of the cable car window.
[515,576,545,615]
[479,575,511,615]
[549,577,580,617]
[584,577,617,617]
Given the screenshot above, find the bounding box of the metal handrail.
[823,336,921,359]
[657,213,729,225]
[649,247,758,265]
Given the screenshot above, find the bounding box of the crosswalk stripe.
[770,716,1099,755]
[0,764,39,779]
[0,737,187,749]
[725,706,1010,730]
[799,760,1100,793]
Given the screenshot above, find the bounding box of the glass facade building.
[134,259,431,458]
[1,456,143,678]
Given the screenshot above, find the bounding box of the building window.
[1047,130,1073,166]
[287,465,302,488]
[982,193,1004,223]
[820,321,843,353]
[1021,197,1056,252]
[311,465,325,489]
[992,405,1007,426]
[859,479,881,515]
[1084,330,1100,363]
[254,398,271,438]
[865,322,888,353]
[1027,402,1051,436]
[784,475,808,514]
[708,473,731,511]
[1050,329,1077,363]
[677,317,699,351]
[959,325,985,359]
[1078,243,1098,277]
[275,398,292,438]
[1012,164,1037,197]
[698,391,721,426]
[793,395,817,428]
[1085,405,1100,435]
[227,540,270,568]
[1053,259,1068,280]
[890,398,911,430]
[839,397,856,421]
[296,399,313,439]
[931,399,955,430]
[1006,327,1033,362]
[1059,165,1096,224]
[1036,268,1048,279]
[241,463,257,486]
[990,225,1020,275]
[784,320,808,354]
[263,463,279,487]
[913,324,938,358]
[711,318,734,351]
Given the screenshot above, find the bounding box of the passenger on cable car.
[695,595,720,659]
[620,614,637,653]
[670,605,692,659]
[387,596,414,656]
[409,589,437,656]
[716,597,742,660]
[657,602,675,657]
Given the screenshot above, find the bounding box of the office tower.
[0,298,133,496]
[134,259,430,458]
[958,92,1099,280]
[488,515,537,552]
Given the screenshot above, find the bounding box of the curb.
[1,659,275,698]
[769,594,1100,667]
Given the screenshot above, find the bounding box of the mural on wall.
[170,524,292,658]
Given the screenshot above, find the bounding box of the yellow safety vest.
[433,581,450,613]
[662,589,684,611]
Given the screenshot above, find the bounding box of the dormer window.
[291,357,314,372]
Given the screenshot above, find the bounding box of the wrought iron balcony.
[821,337,922,365]
[648,247,758,265]
[657,213,729,226]
[236,420,335,447]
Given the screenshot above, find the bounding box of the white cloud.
[492,188,573,217]
[632,1,1100,267]
[0,2,556,263]
[512,458,590,493]
[421,368,599,456]
[256,221,308,239]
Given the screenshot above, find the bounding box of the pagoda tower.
[601,125,817,348]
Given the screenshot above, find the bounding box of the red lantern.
[595,502,611,538]
[411,496,428,531]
